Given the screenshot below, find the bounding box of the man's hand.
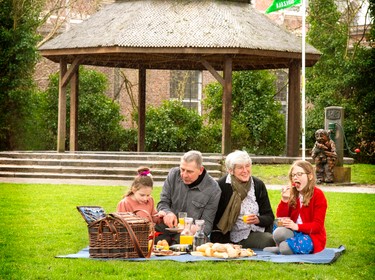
[163,212,178,228]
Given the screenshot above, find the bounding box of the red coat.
[277,187,327,253]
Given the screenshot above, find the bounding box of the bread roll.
[213,251,229,258]
[205,247,214,257]
[212,243,227,252]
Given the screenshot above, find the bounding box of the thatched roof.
[39,0,320,70]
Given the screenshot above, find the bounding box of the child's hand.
[282,218,298,231]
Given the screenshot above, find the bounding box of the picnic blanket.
[56,245,345,264]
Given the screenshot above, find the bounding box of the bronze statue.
[311,129,337,184]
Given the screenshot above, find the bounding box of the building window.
[170,70,202,114]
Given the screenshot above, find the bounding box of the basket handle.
[97,218,119,242]
[111,212,153,258]
[132,209,155,258]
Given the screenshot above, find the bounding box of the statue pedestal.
[333,166,351,183]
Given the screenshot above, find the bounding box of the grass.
[0,164,374,279]
[252,164,375,185]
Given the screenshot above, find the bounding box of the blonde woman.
[264,160,328,254]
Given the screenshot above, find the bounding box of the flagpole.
[301,0,306,161]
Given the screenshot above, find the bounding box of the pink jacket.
[116,196,162,224]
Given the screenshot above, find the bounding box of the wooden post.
[287,60,301,157]
[222,56,232,155]
[70,68,79,152]
[138,67,146,152]
[57,60,67,153]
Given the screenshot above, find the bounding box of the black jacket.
[210,175,275,243]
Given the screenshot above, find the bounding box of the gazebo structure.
[39,0,321,156]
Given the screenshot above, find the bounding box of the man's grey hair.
[181,150,203,168]
[225,150,252,171]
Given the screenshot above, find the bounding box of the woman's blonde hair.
[125,166,153,197]
[288,160,316,208]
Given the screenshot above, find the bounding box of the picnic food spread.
[191,242,256,258]
[152,240,256,259]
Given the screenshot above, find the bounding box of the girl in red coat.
[264,160,327,254]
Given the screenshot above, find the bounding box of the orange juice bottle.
[180,217,193,245]
[180,235,194,245]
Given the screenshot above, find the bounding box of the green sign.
[265,0,301,14]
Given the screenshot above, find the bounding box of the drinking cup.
[178,212,187,227]
[243,214,254,223]
[275,217,290,227]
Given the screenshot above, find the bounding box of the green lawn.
[1,181,374,279]
[251,163,375,185]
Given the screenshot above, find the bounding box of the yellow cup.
[243,215,248,223]
[178,212,187,228]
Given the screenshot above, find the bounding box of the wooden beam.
[57,59,67,153]
[137,67,146,152]
[40,47,321,62]
[287,60,301,157]
[200,59,224,86]
[61,57,81,87]
[222,56,232,155]
[69,68,79,152]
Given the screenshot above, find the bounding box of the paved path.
[1,177,374,194]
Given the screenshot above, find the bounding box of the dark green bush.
[39,67,128,151]
[203,70,285,155]
[145,100,203,152]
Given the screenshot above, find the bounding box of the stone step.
[0,158,221,169]
[0,151,224,181]
[0,151,354,182]
[0,171,167,181]
[0,151,223,162]
[0,164,222,176]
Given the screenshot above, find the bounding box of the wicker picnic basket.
[87,211,154,259]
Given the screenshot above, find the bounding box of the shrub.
[145,100,203,152]
[39,67,128,151]
[203,70,285,155]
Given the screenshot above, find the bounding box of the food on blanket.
[156,239,169,250]
[205,247,214,257]
[194,242,256,258]
[212,243,227,252]
[240,249,255,257]
[224,244,239,258]
[213,251,229,258]
[154,250,174,256]
[190,251,204,256]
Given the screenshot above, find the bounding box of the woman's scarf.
[217,175,251,234]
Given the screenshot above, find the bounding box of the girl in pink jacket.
[117,166,165,224]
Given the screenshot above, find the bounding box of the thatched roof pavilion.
[39,0,321,156]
